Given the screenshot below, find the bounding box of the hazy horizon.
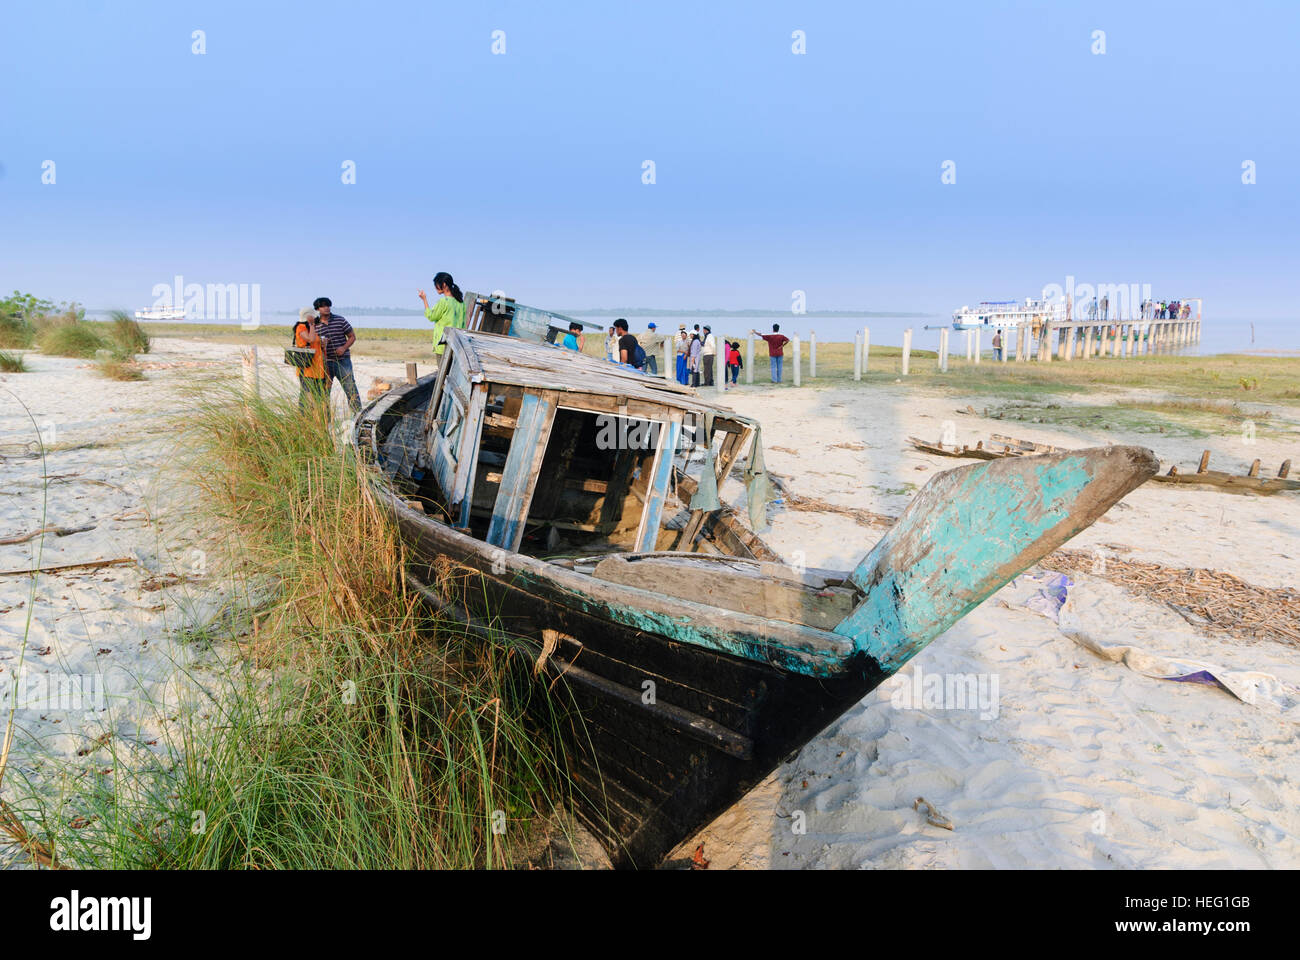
[5,2,1298,324]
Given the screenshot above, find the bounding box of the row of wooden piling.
[664,315,1201,392]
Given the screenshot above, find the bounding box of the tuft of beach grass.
[1,385,578,869]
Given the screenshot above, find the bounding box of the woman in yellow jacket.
[418,271,466,356]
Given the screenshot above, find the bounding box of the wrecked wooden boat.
[908,433,1068,460]
[355,328,1159,868]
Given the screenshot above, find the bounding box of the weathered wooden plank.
[636,419,682,552]
[485,391,556,550]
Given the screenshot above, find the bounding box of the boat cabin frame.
[413,328,757,559]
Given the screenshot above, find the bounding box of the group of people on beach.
[290,271,806,413]
[290,296,361,415]
[291,272,466,415]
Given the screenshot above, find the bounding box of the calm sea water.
[98,312,1295,356]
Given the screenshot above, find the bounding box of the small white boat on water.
[134,307,188,321]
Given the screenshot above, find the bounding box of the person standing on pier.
[675,326,690,384]
[752,323,790,384]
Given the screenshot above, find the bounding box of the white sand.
[678,376,1300,868]
[3,341,1297,869]
[0,340,410,867]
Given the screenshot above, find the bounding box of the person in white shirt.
[701,325,717,387]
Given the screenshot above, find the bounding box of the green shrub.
[0,350,28,372]
[109,310,151,356]
[0,311,34,349]
[37,320,108,358]
[95,355,145,380]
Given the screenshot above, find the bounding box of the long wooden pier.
[1008,316,1202,363]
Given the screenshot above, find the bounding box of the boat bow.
[835,445,1158,672]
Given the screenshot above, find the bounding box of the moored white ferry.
[951,298,1065,331]
[134,306,188,321]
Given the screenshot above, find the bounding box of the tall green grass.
[1,390,576,868]
[108,310,150,356]
[36,311,108,358]
[0,350,27,373]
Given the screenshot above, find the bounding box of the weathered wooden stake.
[901,328,912,376]
[663,339,673,381]
[809,330,817,379]
[862,326,870,373]
[938,328,949,373]
[973,328,982,365]
[1279,459,1292,479]
[406,362,418,385]
[853,331,863,380]
[240,346,259,399]
[1198,450,1211,473]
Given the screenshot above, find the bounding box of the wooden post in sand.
[405,362,418,385]
[861,326,870,373]
[1064,326,1076,362]
[973,328,982,365]
[791,336,802,386]
[241,346,259,399]
[964,330,974,363]
[809,330,817,379]
[901,328,912,376]
[937,328,949,373]
[663,339,673,381]
[746,334,754,385]
[853,332,863,380]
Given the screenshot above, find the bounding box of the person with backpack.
[418,271,466,356]
[614,318,645,370]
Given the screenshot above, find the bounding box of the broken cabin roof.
[445,328,748,419]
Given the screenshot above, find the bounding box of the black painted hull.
[397,514,884,869]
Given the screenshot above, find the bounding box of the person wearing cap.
[641,321,660,375]
[293,306,329,415]
[700,325,717,387]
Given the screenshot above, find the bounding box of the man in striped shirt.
[313,297,360,413]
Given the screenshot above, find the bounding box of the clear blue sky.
[2,0,1296,318]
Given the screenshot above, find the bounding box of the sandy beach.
[2,336,1297,869]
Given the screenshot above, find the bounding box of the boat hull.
[393,497,886,868]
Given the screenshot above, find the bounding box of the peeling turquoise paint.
[834,455,1095,673]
